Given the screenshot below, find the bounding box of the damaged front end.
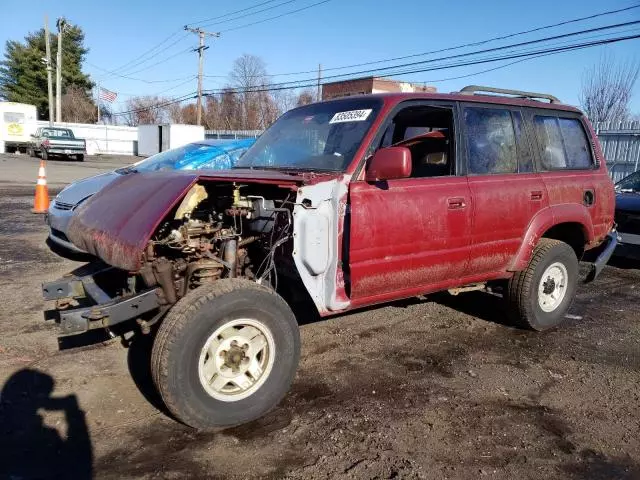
[43,171,303,338]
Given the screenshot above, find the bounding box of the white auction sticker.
[329,109,373,124]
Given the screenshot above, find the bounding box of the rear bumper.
[42,264,160,336]
[47,148,85,155]
[585,231,619,283]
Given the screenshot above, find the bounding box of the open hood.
[67,170,303,271]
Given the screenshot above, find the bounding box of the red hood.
[67,169,306,271]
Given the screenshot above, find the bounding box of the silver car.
[47,138,255,254]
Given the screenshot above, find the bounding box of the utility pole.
[317,63,322,102]
[44,16,54,126]
[55,17,66,123]
[184,26,220,126]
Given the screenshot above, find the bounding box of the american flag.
[99,87,117,103]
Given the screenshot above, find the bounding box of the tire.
[506,238,578,331]
[27,147,35,157]
[76,154,84,162]
[41,149,48,160]
[151,278,300,430]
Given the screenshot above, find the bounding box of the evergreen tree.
[0,24,94,120]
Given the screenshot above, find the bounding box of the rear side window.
[534,116,593,170]
[464,107,517,174]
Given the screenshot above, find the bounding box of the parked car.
[43,86,616,430]
[614,170,640,260]
[46,138,255,254]
[28,127,86,161]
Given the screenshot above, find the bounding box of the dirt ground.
[1,154,639,479]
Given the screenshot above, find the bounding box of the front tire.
[76,154,84,162]
[151,279,300,430]
[506,239,578,331]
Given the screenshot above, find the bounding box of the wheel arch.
[509,205,594,272]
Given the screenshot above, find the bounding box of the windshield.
[129,141,252,173]
[236,98,382,171]
[616,171,640,192]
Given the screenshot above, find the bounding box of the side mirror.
[365,146,412,182]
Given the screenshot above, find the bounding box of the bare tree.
[296,89,315,107]
[122,95,172,126]
[229,54,273,129]
[580,54,640,125]
[61,85,96,123]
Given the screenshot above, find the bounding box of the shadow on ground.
[0,369,93,479]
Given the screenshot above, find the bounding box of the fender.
[508,204,594,272]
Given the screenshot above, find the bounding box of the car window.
[534,116,593,170]
[464,107,517,174]
[381,105,454,178]
[616,171,640,192]
[558,118,593,168]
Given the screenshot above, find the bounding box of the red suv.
[43,85,616,429]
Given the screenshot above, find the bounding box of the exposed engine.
[139,182,295,305]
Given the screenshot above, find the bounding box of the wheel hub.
[198,319,275,402]
[537,262,568,313]
[542,277,556,295]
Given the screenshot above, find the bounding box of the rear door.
[463,104,549,275]
[528,111,602,238]
[348,101,473,304]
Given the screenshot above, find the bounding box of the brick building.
[321,76,436,100]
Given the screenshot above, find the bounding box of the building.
[322,76,436,100]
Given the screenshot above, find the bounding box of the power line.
[196,0,298,28]
[220,0,334,32]
[187,0,284,26]
[111,30,640,117]
[203,3,640,79]
[104,30,184,75]
[211,20,640,91]
[87,61,194,83]
[202,33,640,96]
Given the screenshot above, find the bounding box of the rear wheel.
[151,279,300,430]
[506,238,578,331]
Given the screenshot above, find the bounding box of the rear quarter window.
[534,116,594,170]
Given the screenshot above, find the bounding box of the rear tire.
[151,279,300,430]
[506,238,578,331]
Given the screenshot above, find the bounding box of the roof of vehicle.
[324,91,582,113]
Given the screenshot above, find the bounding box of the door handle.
[530,191,543,201]
[447,197,466,209]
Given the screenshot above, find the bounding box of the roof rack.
[459,85,561,104]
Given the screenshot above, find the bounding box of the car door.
[347,101,473,305]
[463,104,549,275]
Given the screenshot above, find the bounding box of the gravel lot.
[0,153,639,480]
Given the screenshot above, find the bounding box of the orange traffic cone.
[32,159,50,214]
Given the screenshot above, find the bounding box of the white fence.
[36,121,138,156]
[594,121,640,183]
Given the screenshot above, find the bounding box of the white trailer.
[0,102,38,153]
[137,124,205,157]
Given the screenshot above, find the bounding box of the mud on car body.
[42,86,617,429]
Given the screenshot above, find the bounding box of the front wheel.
[151,279,300,430]
[75,154,84,162]
[506,239,578,331]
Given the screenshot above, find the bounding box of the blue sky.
[2,0,639,113]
